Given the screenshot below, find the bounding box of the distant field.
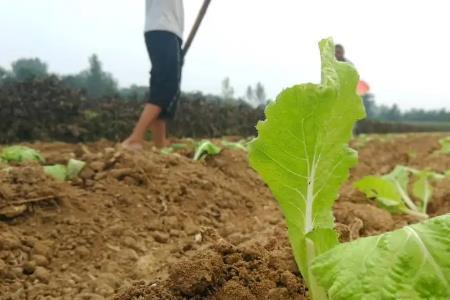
[400,121,450,131]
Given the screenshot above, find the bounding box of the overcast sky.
[1,0,449,110]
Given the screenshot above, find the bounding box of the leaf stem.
[395,182,419,212]
[306,238,328,300]
[404,208,429,220]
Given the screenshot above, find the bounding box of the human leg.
[122,31,181,151]
[122,103,161,150]
[149,119,167,148]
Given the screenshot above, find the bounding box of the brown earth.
[0,133,449,300]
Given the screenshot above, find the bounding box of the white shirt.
[145,0,184,39]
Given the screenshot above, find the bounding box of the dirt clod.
[22,261,36,275]
[32,254,50,267]
[152,231,170,244]
[34,266,51,283]
[169,250,225,297]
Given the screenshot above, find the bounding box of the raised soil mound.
[0,134,449,300]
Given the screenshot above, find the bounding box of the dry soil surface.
[0,134,449,300]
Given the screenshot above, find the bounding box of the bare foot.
[121,139,144,152]
[155,140,171,149]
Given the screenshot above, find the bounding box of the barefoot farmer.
[335,44,352,64]
[123,0,184,150]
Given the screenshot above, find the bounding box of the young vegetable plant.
[221,139,248,151]
[249,38,450,300]
[193,140,221,161]
[354,166,444,218]
[0,146,45,164]
[249,38,365,300]
[44,159,86,182]
[438,136,450,154]
[44,164,68,182]
[311,214,450,299]
[160,143,189,156]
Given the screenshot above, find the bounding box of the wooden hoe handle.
[182,0,212,58]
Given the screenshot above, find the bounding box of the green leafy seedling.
[193,140,221,161]
[44,165,68,182]
[1,146,45,164]
[44,159,86,182]
[249,37,450,300]
[355,166,445,218]
[312,214,450,300]
[411,170,444,213]
[221,140,248,151]
[67,159,86,180]
[438,136,450,154]
[249,38,365,300]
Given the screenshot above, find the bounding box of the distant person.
[335,44,352,64]
[335,44,370,96]
[123,0,184,150]
[335,43,370,135]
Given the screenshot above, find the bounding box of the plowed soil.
[1,134,449,300]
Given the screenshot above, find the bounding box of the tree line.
[1,56,118,100]
[0,56,269,107]
[0,56,449,123]
[363,94,449,123]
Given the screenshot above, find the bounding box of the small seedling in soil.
[355,165,445,218]
[193,140,221,161]
[221,140,248,151]
[44,159,86,182]
[0,146,44,164]
[438,136,450,154]
[249,38,450,300]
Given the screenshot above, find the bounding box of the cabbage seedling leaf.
[248,38,365,300]
[44,165,68,182]
[1,146,45,164]
[355,166,444,218]
[354,176,409,213]
[221,140,248,151]
[438,137,450,154]
[193,140,221,161]
[312,214,450,300]
[67,159,86,180]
